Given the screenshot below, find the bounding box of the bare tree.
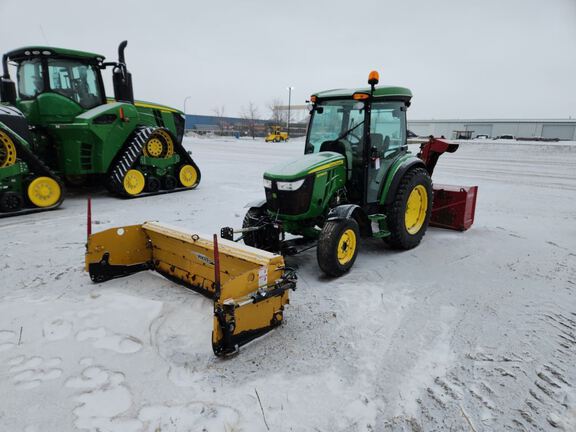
[267,98,286,126]
[241,102,260,139]
[212,105,226,135]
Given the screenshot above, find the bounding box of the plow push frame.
[85,219,296,357]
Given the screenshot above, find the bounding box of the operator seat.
[366,134,393,201]
[369,133,390,156]
[320,140,353,179]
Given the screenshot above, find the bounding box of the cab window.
[17,59,44,99]
[370,102,405,156]
[47,59,102,109]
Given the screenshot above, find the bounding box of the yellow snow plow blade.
[85,221,296,356]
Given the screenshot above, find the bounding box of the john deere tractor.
[230,71,441,276]
[0,41,200,217]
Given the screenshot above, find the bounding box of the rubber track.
[0,129,65,218]
[106,126,200,197]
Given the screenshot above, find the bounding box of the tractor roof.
[5,46,105,63]
[313,85,412,101]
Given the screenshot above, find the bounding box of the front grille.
[173,112,185,143]
[80,143,92,170]
[265,176,314,216]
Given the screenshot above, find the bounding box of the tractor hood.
[264,151,345,181]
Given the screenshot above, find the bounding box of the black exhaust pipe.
[112,40,134,104]
[0,54,17,105]
[118,40,128,65]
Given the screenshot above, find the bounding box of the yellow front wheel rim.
[337,228,357,265]
[179,164,198,188]
[27,177,61,207]
[405,184,428,234]
[0,130,18,168]
[123,169,146,196]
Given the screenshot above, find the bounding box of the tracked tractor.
[226,71,477,276]
[0,41,200,217]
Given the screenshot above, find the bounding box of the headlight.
[277,179,305,191]
[263,178,272,189]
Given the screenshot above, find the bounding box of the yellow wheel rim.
[0,130,18,168]
[27,177,61,208]
[123,169,145,196]
[405,184,428,235]
[179,164,198,188]
[337,228,357,265]
[143,130,174,158]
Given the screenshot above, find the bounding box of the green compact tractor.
[0,41,200,217]
[223,71,476,276]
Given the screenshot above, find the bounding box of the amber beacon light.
[368,70,380,86]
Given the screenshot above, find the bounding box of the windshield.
[305,99,365,155]
[47,58,103,109]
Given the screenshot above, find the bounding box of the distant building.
[185,114,307,137]
[408,119,576,140]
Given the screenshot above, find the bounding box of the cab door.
[366,101,406,203]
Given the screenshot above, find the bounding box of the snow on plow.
[85,221,296,357]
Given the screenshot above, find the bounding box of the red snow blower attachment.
[418,138,478,231]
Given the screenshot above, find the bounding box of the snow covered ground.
[1,137,575,431]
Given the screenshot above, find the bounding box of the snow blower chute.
[85,222,296,356]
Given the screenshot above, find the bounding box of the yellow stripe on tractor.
[308,159,344,174]
[85,222,296,357]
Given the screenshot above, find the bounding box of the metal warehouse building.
[408,119,576,140]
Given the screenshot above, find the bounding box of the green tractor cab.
[0,41,200,217]
[223,71,476,276]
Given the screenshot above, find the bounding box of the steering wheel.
[346,131,362,145]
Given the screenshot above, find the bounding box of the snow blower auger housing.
[85,222,296,357]
[0,41,200,217]
[225,71,478,277]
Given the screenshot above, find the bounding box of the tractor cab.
[305,81,412,205]
[1,42,134,125]
[2,47,106,123]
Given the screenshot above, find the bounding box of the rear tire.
[242,206,279,252]
[317,218,360,277]
[384,167,432,250]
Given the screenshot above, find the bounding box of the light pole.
[183,96,191,129]
[287,86,294,138]
[183,96,192,114]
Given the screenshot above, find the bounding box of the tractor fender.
[380,157,426,206]
[326,204,371,237]
[244,198,267,209]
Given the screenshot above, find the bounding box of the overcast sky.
[1,0,575,120]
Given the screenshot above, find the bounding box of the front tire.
[317,218,360,277]
[385,167,432,250]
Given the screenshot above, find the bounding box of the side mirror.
[0,77,17,105]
